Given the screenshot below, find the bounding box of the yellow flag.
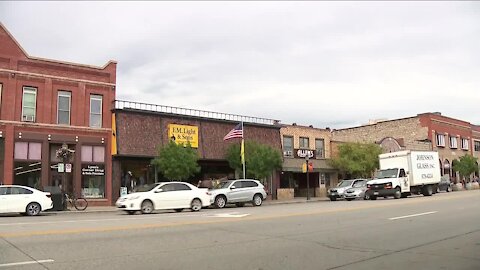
[111,113,117,155]
[241,139,245,164]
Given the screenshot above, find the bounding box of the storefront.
[112,100,282,202]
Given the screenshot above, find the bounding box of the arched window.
[443,159,450,178]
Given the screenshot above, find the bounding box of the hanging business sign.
[295,149,316,159]
[168,124,199,148]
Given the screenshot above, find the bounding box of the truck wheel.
[422,185,433,196]
[393,188,401,199]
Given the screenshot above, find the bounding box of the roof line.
[0,22,117,70]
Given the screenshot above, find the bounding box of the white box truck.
[364,150,441,200]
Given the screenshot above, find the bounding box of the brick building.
[0,23,116,206]
[279,124,338,199]
[332,112,480,182]
[112,101,282,202]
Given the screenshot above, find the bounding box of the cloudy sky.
[1,1,479,128]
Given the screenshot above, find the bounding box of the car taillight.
[45,193,51,198]
[367,184,371,189]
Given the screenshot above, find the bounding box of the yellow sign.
[168,124,199,148]
[111,113,117,155]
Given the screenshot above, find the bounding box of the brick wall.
[280,125,333,158]
[332,116,431,151]
[115,110,282,159]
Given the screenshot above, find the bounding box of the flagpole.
[242,121,246,179]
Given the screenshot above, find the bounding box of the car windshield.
[134,183,161,192]
[375,169,399,179]
[213,181,232,189]
[337,180,354,188]
[352,181,366,188]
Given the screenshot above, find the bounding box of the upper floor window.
[461,138,469,150]
[315,138,325,158]
[436,133,445,147]
[474,141,480,152]
[299,137,309,149]
[57,91,71,125]
[283,136,293,157]
[22,87,37,122]
[449,136,458,149]
[90,95,102,128]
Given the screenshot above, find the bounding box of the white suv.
[209,179,267,208]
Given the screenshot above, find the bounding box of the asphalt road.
[1,191,479,270]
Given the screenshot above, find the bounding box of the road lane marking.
[389,211,437,220]
[0,259,54,268]
[209,213,251,218]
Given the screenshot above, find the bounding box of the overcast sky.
[1,1,479,128]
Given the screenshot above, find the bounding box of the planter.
[471,182,480,190]
[452,183,464,191]
[277,188,294,200]
[465,183,473,190]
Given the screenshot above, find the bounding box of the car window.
[243,181,258,188]
[232,181,243,188]
[353,180,366,188]
[0,187,6,195]
[173,183,192,191]
[9,187,33,195]
[161,184,175,192]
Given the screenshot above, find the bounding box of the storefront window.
[81,164,105,198]
[81,145,105,198]
[14,141,42,188]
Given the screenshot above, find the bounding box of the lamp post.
[306,156,310,200]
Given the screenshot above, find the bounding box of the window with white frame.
[436,133,445,147]
[22,87,37,122]
[283,136,293,157]
[315,138,325,158]
[299,137,309,149]
[89,95,102,128]
[449,136,458,149]
[461,138,469,150]
[57,91,71,125]
[475,141,480,152]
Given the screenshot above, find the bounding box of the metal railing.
[113,100,280,126]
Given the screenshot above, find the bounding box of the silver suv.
[209,179,267,208]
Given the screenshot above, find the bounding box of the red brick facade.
[0,23,116,205]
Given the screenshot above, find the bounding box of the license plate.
[373,192,379,195]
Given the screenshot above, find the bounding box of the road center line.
[389,211,437,220]
[0,259,54,268]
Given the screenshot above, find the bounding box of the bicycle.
[63,193,88,211]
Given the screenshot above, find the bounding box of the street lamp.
[306,156,310,200]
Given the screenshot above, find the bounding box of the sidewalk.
[49,197,330,214]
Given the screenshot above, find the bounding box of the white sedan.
[0,185,53,216]
[116,182,211,215]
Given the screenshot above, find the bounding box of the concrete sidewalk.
[49,197,330,214]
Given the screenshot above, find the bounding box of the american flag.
[223,123,243,141]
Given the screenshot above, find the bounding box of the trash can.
[44,186,64,211]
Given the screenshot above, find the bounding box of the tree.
[452,155,478,182]
[329,142,383,178]
[225,141,282,180]
[151,141,200,181]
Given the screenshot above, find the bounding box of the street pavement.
[0,191,479,270]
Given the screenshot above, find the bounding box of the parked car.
[436,177,452,193]
[115,182,211,215]
[0,185,53,216]
[209,179,267,208]
[344,180,368,201]
[328,179,368,201]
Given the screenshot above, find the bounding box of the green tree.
[225,141,282,180]
[452,155,478,182]
[329,142,383,178]
[151,141,200,181]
